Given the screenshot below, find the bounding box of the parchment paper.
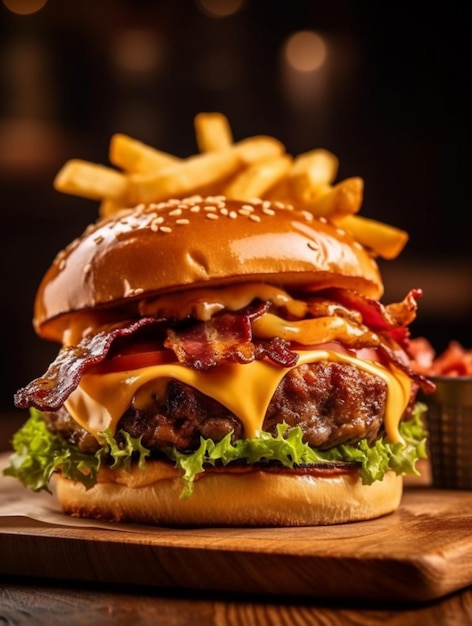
[0,452,160,533]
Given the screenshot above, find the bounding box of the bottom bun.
[54,465,403,527]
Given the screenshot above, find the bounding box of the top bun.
[34,196,383,341]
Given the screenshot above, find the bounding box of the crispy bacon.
[14,289,429,414]
[255,337,299,367]
[164,304,266,369]
[409,338,472,377]
[164,303,299,370]
[323,288,422,348]
[377,342,436,394]
[14,304,300,412]
[14,317,164,411]
[309,289,433,394]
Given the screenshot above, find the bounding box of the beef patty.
[44,361,387,455]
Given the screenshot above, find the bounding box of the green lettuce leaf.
[2,408,148,493]
[167,402,428,497]
[3,403,428,499]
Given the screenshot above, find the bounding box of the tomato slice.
[96,346,177,374]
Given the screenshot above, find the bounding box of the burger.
[5,195,433,526]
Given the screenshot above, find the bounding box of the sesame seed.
[142,213,158,228]
[206,212,219,220]
[190,205,201,212]
[204,205,217,212]
[160,226,173,233]
[229,210,238,219]
[238,208,252,216]
[220,207,229,216]
[273,201,287,210]
[169,208,182,217]
[262,206,276,216]
[150,219,163,230]
[175,218,190,225]
[183,195,203,204]
[336,228,346,236]
[241,204,255,213]
[249,214,261,223]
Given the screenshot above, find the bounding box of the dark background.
[1,0,471,420]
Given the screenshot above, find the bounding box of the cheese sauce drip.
[62,283,308,346]
[65,350,411,445]
[139,282,308,321]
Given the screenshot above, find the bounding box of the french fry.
[194,112,233,152]
[302,177,364,218]
[224,155,292,200]
[127,150,242,204]
[109,134,179,173]
[290,148,339,200]
[52,111,409,262]
[53,159,128,201]
[232,136,286,165]
[263,177,294,205]
[99,198,127,218]
[331,213,409,259]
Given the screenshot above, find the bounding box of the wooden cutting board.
[1,475,472,603]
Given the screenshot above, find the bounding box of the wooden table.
[1,416,472,624]
[1,578,472,625]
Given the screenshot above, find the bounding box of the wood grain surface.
[1,484,472,604]
[1,580,472,626]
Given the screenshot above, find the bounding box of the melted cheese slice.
[65,350,411,444]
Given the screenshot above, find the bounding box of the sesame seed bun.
[34,196,383,342]
[54,464,403,527]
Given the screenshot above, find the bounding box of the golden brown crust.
[54,467,403,527]
[34,196,382,341]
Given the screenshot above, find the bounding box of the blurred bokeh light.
[3,0,48,15]
[284,30,327,72]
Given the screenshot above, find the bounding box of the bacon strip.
[314,288,434,393]
[323,288,422,348]
[165,309,258,369]
[14,290,428,413]
[255,337,300,367]
[14,317,164,411]
[14,305,299,412]
[164,302,300,370]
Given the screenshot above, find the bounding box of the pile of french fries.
[54,112,408,260]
